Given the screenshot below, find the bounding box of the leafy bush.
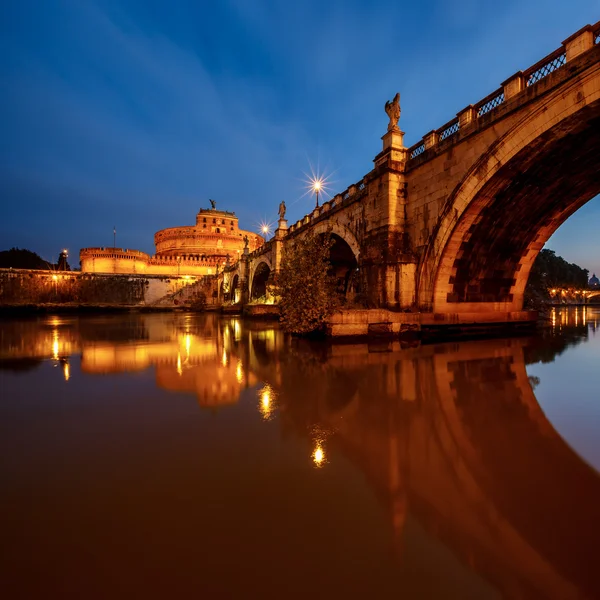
[273,231,340,334]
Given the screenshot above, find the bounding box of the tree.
[273,231,340,335]
[525,248,589,308]
[0,247,51,270]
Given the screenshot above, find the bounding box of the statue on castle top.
[385,92,401,131]
[209,199,216,209]
[278,200,286,220]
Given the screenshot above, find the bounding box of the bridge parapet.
[407,21,599,163]
[285,176,368,239]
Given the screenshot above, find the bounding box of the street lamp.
[313,179,322,208]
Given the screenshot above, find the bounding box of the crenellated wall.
[80,247,223,276]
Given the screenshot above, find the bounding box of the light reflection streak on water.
[313,444,325,467]
[258,384,274,420]
[310,425,330,468]
[52,330,59,360]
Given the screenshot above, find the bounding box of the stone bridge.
[220,23,600,326]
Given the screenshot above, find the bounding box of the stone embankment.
[0,268,217,312]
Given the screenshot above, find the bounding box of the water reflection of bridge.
[1,310,598,598]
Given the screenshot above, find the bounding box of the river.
[1,307,599,599]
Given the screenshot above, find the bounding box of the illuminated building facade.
[80,206,264,276]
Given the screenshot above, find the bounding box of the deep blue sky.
[1,0,599,275]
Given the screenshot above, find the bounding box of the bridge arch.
[250,260,272,301]
[231,274,240,303]
[295,221,361,300]
[419,63,600,312]
[308,221,360,262]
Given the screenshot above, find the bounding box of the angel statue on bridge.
[278,200,286,220]
[385,92,401,131]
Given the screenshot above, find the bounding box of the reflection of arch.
[419,75,600,312]
[309,337,600,599]
[250,261,271,301]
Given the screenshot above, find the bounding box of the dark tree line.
[0,248,71,271]
[525,249,589,308]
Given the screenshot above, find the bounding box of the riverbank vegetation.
[524,249,589,309]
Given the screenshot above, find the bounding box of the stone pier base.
[327,309,538,338]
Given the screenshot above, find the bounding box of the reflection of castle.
[156,358,257,407]
[80,330,259,408]
[79,206,264,276]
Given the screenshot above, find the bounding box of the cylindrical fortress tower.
[154,208,263,260]
[80,205,264,275]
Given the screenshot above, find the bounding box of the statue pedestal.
[275,218,288,239]
[382,127,405,150]
[375,128,408,166]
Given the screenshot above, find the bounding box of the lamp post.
[313,179,321,208]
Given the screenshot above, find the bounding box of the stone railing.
[287,176,368,235]
[408,21,599,161]
[246,240,273,260]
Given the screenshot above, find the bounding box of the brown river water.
[1,307,599,599]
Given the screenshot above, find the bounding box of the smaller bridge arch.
[307,221,361,262]
[250,259,272,301]
[290,222,361,301]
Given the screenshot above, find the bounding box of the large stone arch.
[418,60,600,313]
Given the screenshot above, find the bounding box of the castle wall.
[0,268,209,307]
[79,248,222,276]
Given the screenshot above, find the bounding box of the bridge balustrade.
[407,21,599,164]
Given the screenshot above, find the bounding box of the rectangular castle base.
[326,309,538,339]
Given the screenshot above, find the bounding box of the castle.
[80,205,264,276]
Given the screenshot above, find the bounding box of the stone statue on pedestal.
[278,200,286,220]
[243,235,249,248]
[385,93,401,131]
